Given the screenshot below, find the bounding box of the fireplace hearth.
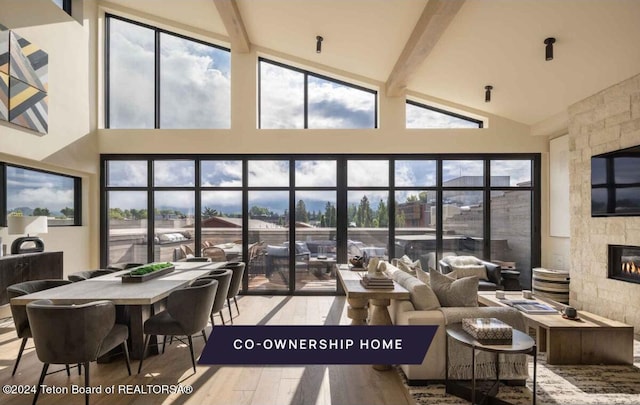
[608,245,640,284]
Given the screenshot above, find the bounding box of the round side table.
[445,323,537,405]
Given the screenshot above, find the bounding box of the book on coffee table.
[512,302,558,314]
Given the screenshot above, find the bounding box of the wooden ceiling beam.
[385,0,465,97]
[213,0,251,53]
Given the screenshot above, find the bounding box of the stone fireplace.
[608,245,640,284]
[568,72,640,331]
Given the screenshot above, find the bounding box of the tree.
[202,206,219,219]
[60,207,74,217]
[295,199,309,223]
[32,207,50,216]
[376,199,388,227]
[356,196,373,227]
[324,202,337,228]
[396,211,406,227]
[406,194,418,203]
[109,208,125,220]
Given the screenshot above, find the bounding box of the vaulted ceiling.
[104,0,640,127]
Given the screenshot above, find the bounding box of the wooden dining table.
[10,261,227,360]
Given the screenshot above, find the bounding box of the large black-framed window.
[105,14,231,129]
[406,100,483,129]
[259,58,378,129]
[101,153,540,293]
[0,162,82,227]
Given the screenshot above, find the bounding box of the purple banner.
[199,325,437,365]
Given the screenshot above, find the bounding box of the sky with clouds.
[109,18,230,129]
[7,167,75,213]
[103,158,532,215]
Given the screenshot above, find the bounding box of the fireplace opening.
[608,245,640,284]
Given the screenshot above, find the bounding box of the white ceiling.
[104,0,640,126]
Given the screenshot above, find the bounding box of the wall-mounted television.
[592,145,640,217]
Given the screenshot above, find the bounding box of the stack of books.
[360,274,394,289]
[462,317,513,344]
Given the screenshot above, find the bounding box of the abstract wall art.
[0,23,48,134]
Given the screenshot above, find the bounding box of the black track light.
[316,36,323,53]
[484,85,493,103]
[544,37,556,61]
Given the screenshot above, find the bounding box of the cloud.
[307,77,375,128]
[7,167,75,211]
[295,160,336,187]
[442,160,484,183]
[347,160,389,186]
[108,160,148,187]
[490,160,532,186]
[248,190,289,214]
[406,103,479,129]
[202,160,242,186]
[154,160,195,186]
[248,160,289,187]
[395,160,436,186]
[259,61,375,129]
[201,190,242,213]
[108,191,147,210]
[154,191,195,214]
[259,62,304,129]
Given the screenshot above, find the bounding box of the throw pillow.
[429,269,478,307]
[449,265,488,281]
[444,255,482,267]
[396,261,417,276]
[415,266,430,285]
[392,271,440,310]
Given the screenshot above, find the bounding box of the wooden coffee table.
[478,292,634,365]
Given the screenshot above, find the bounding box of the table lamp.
[8,216,48,254]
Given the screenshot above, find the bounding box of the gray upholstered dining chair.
[26,299,131,405]
[7,279,72,376]
[68,269,115,282]
[198,269,233,326]
[222,262,246,323]
[138,278,218,374]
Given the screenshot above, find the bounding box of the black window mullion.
[242,159,249,293]
[531,154,542,272]
[194,160,202,257]
[0,163,5,228]
[336,157,348,264]
[484,159,491,260]
[155,31,160,129]
[100,159,107,267]
[436,159,443,264]
[304,74,309,129]
[406,99,482,128]
[289,160,296,292]
[388,159,395,260]
[147,160,155,263]
[105,16,111,129]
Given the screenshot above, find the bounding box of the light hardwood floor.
[0,296,414,405]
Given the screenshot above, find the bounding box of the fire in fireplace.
[608,245,640,284]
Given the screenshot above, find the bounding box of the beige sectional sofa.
[384,264,528,385]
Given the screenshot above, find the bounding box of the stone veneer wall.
[568,73,640,331]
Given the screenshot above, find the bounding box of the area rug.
[400,340,640,405]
